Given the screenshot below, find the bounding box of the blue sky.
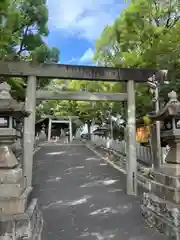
[46,0,128,65]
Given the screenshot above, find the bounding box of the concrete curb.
[33,141,47,155]
[33,147,41,155]
[33,141,86,155]
[42,143,86,146]
[86,143,126,174]
[86,143,152,191]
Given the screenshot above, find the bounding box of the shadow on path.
[32,144,167,240]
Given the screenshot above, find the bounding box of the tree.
[0,0,60,100]
[36,78,125,129]
[94,0,180,117]
[39,0,179,123]
[68,80,126,124]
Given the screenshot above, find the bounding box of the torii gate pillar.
[23,76,37,187]
[126,80,137,196]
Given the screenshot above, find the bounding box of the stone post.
[0,82,43,240]
[23,75,36,187]
[141,91,180,239]
[126,80,137,196]
[69,116,73,142]
[38,124,47,145]
[47,117,52,141]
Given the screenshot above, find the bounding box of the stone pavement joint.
[32,144,167,240]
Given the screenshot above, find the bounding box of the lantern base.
[165,142,180,164]
[0,198,43,240]
[0,186,32,214]
[141,193,180,240]
[141,163,180,239]
[0,176,25,198]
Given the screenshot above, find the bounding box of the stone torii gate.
[0,61,167,196]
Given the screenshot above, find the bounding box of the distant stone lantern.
[0,82,43,239]
[141,91,180,239]
[160,91,180,164]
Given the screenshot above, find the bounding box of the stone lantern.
[0,82,43,240]
[0,82,27,164]
[141,91,180,239]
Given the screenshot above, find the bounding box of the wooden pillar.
[69,117,73,142]
[47,118,52,141]
[126,80,137,196]
[23,76,37,187]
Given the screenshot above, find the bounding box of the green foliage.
[0,0,59,100]
[36,79,124,124]
[68,80,125,123]
[25,0,180,124]
[94,0,180,117]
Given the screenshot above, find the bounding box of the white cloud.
[67,48,94,64]
[47,0,126,41]
[68,57,78,63]
[79,48,94,63]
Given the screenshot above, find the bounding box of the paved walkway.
[32,143,167,240]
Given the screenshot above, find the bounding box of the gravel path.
[32,144,167,240]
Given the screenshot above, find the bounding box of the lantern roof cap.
[148,91,180,121]
[0,82,29,116]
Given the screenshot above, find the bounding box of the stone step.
[0,177,26,198]
[0,166,22,183]
[0,198,43,240]
[0,187,32,215]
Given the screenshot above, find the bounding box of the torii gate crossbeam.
[36,90,128,101]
